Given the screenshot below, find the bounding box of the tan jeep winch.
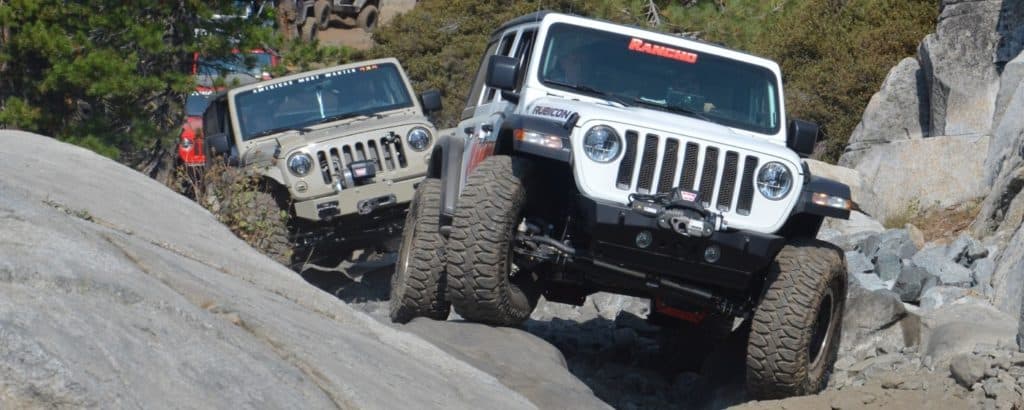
[202,57,443,263]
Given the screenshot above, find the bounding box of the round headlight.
[180,137,193,150]
[287,152,313,177]
[407,127,431,152]
[757,162,793,200]
[583,125,622,163]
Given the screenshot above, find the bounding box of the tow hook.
[357,194,397,215]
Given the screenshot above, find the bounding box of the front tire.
[746,238,846,399]
[299,16,319,42]
[447,156,538,326]
[389,178,450,323]
[313,0,331,30]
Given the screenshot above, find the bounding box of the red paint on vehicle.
[653,297,707,324]
[628,38,698,64]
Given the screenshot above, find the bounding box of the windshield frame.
[230,62,416,141]
[533,22,782,135]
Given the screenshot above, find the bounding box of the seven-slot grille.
[315,137,409,184]
[616,130,759,215]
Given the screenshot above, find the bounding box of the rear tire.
[389,178,451,323]
[447,156,538,326]
[356,4,379,32]
[746,238,846,400]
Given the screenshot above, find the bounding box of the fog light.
[635,230,653,249]
[704,245,721,263]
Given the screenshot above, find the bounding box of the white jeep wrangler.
[389,12,853,399]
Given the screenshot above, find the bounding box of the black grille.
[698,147,719,207]
[680,142,699,190]
[636,134,659,193]
[737,156,759,215]
[717,151,739,211]
[315,137,408,185]
[616,131,639,190]
[658,138,679,193]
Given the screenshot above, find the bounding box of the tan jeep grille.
[315,136,409,184]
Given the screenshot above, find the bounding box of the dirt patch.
[910,201,983,244]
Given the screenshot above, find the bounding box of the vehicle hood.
[523,96,800,169]
[240,112,431,167]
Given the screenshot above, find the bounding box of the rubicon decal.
[531,105,576,120]
[628,38,698,64]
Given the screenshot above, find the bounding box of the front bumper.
[293,176,420,222]
[575,196,786,292]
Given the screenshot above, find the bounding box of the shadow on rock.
[525,313,751,410]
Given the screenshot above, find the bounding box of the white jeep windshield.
[233,63,414,141]
[538,23,780,134]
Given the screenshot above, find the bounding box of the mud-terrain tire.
[313,0,331,30]
[389,178,451,323]
[447,156,538,326]
[746,238,846,400]
[251,189,293,266]
[356,5,379,32]
[299,16,318,42]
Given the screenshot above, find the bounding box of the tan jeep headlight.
[287,152,313,177]
[407,127,431,151]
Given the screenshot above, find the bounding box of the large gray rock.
[992,224,1024,323]
[986,76,1024,186]
[846,251,874,275]
[854,135,990,225]
[872,251,903,282]
[858,229,919,260]
[817,211,885,251]
[893,265,938,303]
[920,286,969,311]
[921,299,1018,363]
[972,258,997,296]
[918,0,1002,137]
[401,319,612,410]
[992,50,1024,131]
[912,245,974,287]
[840,57,929,167]
[947,233,990,266]
[841,284,917,357]
[0,131,538,409]
[950,353,991,388]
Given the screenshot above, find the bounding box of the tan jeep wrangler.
[202,58,443,265]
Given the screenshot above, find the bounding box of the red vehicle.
[178,49,280,167]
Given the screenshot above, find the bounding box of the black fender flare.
[433,131,465,218]
[790,164,852,220]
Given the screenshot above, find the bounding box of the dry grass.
[893,200,983,244]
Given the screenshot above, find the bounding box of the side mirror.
[485,54,519,91]
[787,119,819,157]
[206,132,232,157]
[420,89,443,113]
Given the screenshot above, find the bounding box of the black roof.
[491,11,550,38]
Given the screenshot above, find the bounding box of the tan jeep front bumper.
[293,176,421,222]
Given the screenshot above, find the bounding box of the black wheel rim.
[809,289,835,368]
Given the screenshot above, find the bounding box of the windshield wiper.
[247,125,304,139]
[631,97,711,122]
[543,79,632,107]
[317,112,383,125]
